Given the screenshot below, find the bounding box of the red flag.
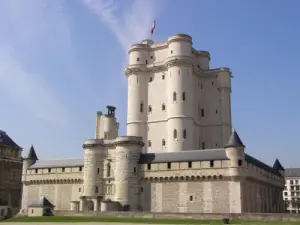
[150,20,156,36]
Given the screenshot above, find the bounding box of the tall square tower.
[125,34,232,153]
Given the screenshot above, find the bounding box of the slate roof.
[26,145,38,160]
[225,130,245,148]
[0,130,21,149]
[139,149,229,164]
[28,196,54,208]
[285,168,300,178]
[245,154,281,176]
[273,158,285,171]
[29,158,83,169]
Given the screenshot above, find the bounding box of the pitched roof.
[28,196,54,208]
[245,154,282,176]
[0,130,21,149]
[273,158,285,171]
[285,168,300,178]
[139,149,229,164]
[225,130,245,148]
[26,145,38,160]
[29,158,83,169]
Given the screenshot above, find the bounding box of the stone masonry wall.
[53,210,300,221]
[25,183,82,210]
[141,180,231,213]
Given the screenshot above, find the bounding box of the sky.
[0,0,299,167]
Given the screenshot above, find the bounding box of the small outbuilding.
[28,196,55,217]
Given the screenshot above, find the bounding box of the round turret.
[167,34,193,59]
[224,130,246,177]
[114,136,143,210]
[128,44,149,67]
[165,34,194,152]
[22,145,38,181]
[82,140,104,198]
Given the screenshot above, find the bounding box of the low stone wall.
[53,211,300,221]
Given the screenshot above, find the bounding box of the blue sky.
[0,0,299,167]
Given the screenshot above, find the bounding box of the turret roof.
[273,158,285,171]
[26,145,38,160]
[224,129,245,148]
[0,130,21,149]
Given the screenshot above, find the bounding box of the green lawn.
[3,216,300,224]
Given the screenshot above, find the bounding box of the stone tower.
[114,136,143,211]
[125,34,232,153]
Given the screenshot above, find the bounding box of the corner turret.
[22,145,38,181]
[224,129,246,177]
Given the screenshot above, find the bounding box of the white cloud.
[82,0,158,52]
[0,0,71,125]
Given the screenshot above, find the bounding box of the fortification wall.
[52,211,300,221]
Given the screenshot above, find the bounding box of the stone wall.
[141,180,233,213]
[53,210,300,221]
[23,183,82,211]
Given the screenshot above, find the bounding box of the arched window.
[162,139,166,146]
[148,140,152,147]
[173,92,177,101]
[148,105,152,113]
[182,92,186,101]
[183,129,187,139]
[162,104,166,111]
[140,102,144,113]
[107,163,111,177]
[173,129,177,139]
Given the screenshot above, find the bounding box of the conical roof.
[26,145,38,160]
[273,158,285,171]
[0,130,21,149]
[225,129,245,148]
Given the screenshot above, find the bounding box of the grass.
[3,216,300,224]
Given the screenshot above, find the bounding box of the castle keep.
[21,34,285,214]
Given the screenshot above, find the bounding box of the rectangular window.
[202,142,205,149]
[79,188,81,192]
[97,168,100,174]
[147,163,151,170]
[62,167,65,172]
[48,168,51,173]
[210,160,214,167]
[238,159,242,166]
[140,187,143,193]
[79,167,82,171]
[35,169,38,173]
[188,161,192,168]
[167,162,171,169]
[133,167,137,174]
[95,186,98,193]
